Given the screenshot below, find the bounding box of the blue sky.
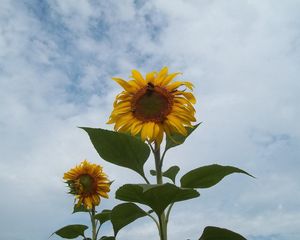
[0,0,299,239]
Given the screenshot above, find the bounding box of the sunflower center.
[79,174,95,193]
[132,85,173,122]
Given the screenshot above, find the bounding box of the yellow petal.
[112,106,131,115]
[177,91,196,104]
[153,123,160,139]
[166,81,194,91]
[163,121,177,136]
[112,77,136,93]
[141,122,153,141]
[84,197,92,209]
[99,191,109,198]
[154,124,164,145]
[113,100,131,109]
[146,72,155,83]
[171,106,196,121]
[147,122,155,141]
[106,116,117,124]
[130,121,143,136]
[174,98,196,112]
[118,118,136,133]
[113,92,131,107]
[166,116,187,136]
[160,72,181,86]
[114,114,133,130]
[128,80,141,89]
[153,67,168,85]
[92,195,100,205]
[132,69,147,86]
[117,117,136,132]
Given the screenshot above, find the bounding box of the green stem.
[90,207,97,240]
[146,211,160,232]
[165,203,174,223]
[154,142,168,240]
[160,148,167,169]
[142,174,150,184]
[96,224,101,239]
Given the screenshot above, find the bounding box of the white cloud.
[0,0,299,239]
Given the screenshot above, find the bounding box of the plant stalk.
[90,206,97,240]
[154,142,168,240]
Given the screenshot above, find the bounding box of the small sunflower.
[107,67,196,144]
[63,160,110,209]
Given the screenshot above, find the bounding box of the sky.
[0,0,299,239]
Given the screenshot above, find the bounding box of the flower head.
[107,67,196,144]
[63,160,110,209]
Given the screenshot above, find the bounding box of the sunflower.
[63,160,110,209]
[107,67,196,144]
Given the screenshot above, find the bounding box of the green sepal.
[94,209,111,225]
[111,203,148,236]
[72,204,89,214]
[81,127,150,179]
[66,180,77,195]
[53,224,88,239]
[165,123,201,150]
[199,226,247,240]
[116,183,199,215]
[181,164,254,189]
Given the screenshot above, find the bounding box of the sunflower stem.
[166,203,174,223]
[96,223,101,239]
[154,142,168,240]
[90,206,97,240]
[146,211,160,232]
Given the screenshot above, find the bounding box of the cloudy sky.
[1,0,299,239]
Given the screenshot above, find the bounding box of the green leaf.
[149,166,180,183]
[72,204,89,214]
[163,166,180,183]
[199,226,246,240]
[165,123,201,150]
[100,237,115,240]
[53,224,88,239]
[111,203,148,236]
[94,209,111,225]
[116,183,199,215]
[181,164,254,189]
[81,127,150,178]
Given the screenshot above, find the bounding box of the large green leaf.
[81,127,150,178]
[199,226,246,240]
[53,224,88,239]
[116,183,199,215]
[165,123,201,150]
[111,203,148,236]
[94,209,111,225]
[181,164,254,189]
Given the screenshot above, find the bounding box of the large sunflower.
[107,67,196,144]
[63,160,110,209]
